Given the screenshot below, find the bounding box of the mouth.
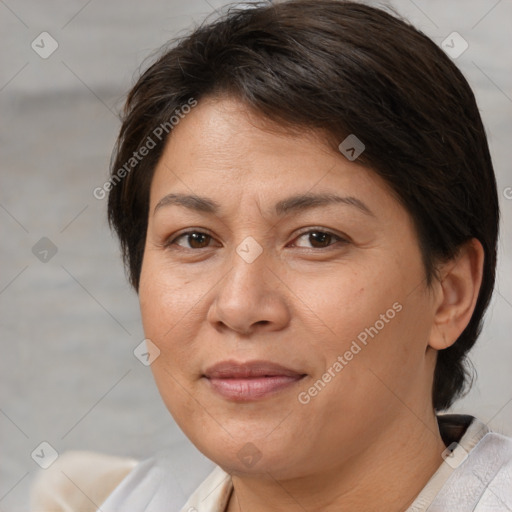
[202,360,307,401]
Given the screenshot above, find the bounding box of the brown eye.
[308,231,333,248]
[293,230,346,249]
[168,231,213,249]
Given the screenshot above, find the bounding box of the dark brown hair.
[107,0,499,410]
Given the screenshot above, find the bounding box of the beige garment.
[30,450,137,512]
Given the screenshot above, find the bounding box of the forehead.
[161,97,336,172]
[149,97,397,218]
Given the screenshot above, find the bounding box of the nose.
[206,244,291,336]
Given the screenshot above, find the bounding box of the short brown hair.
[108,0,499,410]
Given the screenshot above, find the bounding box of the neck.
[226,410,446,512]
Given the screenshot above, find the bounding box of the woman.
[31,0,512,510]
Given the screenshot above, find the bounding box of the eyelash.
[163,228,349,251]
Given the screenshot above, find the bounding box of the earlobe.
[428,239,484,351]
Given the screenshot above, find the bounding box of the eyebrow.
[153,192,374,217]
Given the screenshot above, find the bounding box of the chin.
[188,424,303,478]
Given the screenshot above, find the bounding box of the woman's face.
[139,97,439,478]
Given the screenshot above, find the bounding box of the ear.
[429,238,485,350]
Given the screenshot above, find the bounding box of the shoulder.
[30,450,138,512]
[97,441,218,511]
[432,426,512,510]
[474,431,512,488]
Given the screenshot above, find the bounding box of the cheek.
[139,253,203,338]
[295,258,423,382]
[291,264,386,349]
[138,251,221,401]
[138,260,204,422]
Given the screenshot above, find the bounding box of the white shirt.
[96,414,512,511]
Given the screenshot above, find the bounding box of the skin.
[138,96,484,512]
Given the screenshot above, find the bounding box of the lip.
[204,360,304,379]
[203,360,307,401]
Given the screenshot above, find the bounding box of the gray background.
[1,0,511,510]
